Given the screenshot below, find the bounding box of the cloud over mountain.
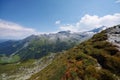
[59,13,120,32]
[0,20,39,39]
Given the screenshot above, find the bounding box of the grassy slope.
[0,53,55,80]
[29,30,120,80]
[0,59,35,76]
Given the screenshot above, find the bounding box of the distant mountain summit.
[88,26,107,33]
[58,30,71,34]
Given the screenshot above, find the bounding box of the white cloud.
[115,0,120,3]
[55,20,61,25]
[60,24,78,32]
[0,19,39,39]
[59,13,120,32]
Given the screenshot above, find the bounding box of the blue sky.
[0,0,120,39]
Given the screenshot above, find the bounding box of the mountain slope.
[0,53,56,80]
[29,25,120,80]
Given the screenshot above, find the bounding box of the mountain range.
[0,26,103,63]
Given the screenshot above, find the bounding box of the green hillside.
[17,37,76,61]
[0,35,77,64]
[29,27,120,80]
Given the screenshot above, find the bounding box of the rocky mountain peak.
[106,25,120,50]
[88,26,107,33]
